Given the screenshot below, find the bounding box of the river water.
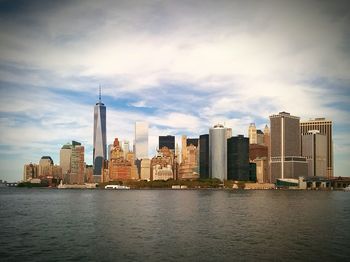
[0,188,349,261]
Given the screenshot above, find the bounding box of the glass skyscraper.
[93,89,107,176]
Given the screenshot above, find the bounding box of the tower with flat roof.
[300,118,333,178]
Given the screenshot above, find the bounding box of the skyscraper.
[301,131,327,177]
[135,121,149,159]
[248,123,257,144]
[300,118,333,178]
[70,141,85,184]
[209,124,227,181]
[60,143,72,176]
[93,87,107,176]
[227,135,250,181]
[38,156,54,178]
[270,112,307,182]
[159,135,175,151]
[199,134,210,179]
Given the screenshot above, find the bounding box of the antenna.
[99,85,102,102]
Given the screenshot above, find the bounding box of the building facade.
[301,131,327,177]
[38,156,54,178]
[270,112,308,182]
[70,142,85,184]
[209,124,227,181]
[227,135,250,181]
[199,134,210,179]
[135,121,149,160]
[159,135,175,152]
[60,143,72,176]
[248,123,257,144]
[300,118,333,178]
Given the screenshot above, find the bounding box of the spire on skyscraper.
[99,85,101,103]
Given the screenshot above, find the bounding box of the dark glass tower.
[199,134,209,179]
[227,135,250,181]
[159,135,175,151]
[93,88,107,176]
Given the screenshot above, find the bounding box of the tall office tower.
[199,134,210,179]
[38,156,54,178]
[60,143,72,176]
[135,121,149,159]
[300,118,333,178]
[227,135,250,181]
[179,137,199,180]
[270,112,307,182]
[159,135,175,151]
[301,131,327,177]
[209,124,227,181]
[93,87,107,176]
[71,141,85,184]
[248,123,257,144]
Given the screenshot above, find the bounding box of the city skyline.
[0,0,350,181]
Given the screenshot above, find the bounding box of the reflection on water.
[0,189,349,261]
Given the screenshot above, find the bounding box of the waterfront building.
[109,138,132,181]
[93,87,107,177]
[38,156,54,178]
[227,135,250,181]
[249,144,269,183]
[60,143,72,176]
[179,143,199,180]
[23,163,38,181]
[270,112,308,182]
[126,151,139,180]
[151,147,177,180]
[84,165,94,183]
[51,165,63,179]
[199,134,210,179]
[248,123,257,144]
[301,131,327,177]
[209,124,227,181]
[70,141,84,184]
[140,158,151,181]
[253,157,268,183]
[159,135,175,152]
[249,162,257,182]
[135,121,149,159]
[300,118,333,178]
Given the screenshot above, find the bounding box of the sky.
[0,0,349,182]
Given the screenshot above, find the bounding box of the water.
[0,188,349,261]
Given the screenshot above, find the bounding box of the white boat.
[344,185,350,191]
[105,185,130,189]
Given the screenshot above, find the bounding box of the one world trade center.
[93,87,106,177]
